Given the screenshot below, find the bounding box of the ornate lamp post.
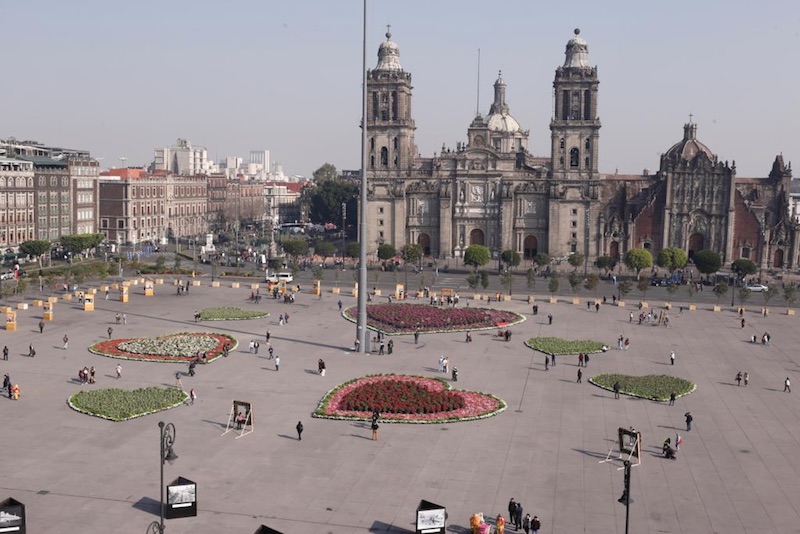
[617,459,633,534]
[147,421,178,533]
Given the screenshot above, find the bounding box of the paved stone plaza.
[3,278,800,533]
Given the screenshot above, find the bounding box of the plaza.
[3,275,800,533]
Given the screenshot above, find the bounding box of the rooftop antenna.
[476,48,481,115]
[118,157,127,168]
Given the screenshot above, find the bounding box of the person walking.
[438,355,444,373]
[507,499,517,528]
[613,381,621,399]
[296,421,304,440]
[38,320,44,333]
[530,516,541,534]
[741,318,746,329]
[669,391,676,406]
[577,368,583,383]
[685,411,693,431]
[548,314,553,325]
[266,330,271,342]
[107,327,113,339]
[452,367,458,382]
[670,351,675,365]
[122,313,127,325]
[337,299,343,311]
[2,346,8,360]
[514,501,523,531]
[371,421,380,440]
[442,357,449,374]
[784,377,791,393]
[578,353,584,367]
[544,355,549,371]
[116,364,122,379]
[522,513,532,534]
[629,311,634,323]
[189,388,196,405]
[28,344,36,357]
[175,372,183,389]
[105,288,109,300]
[495,514,506,534]
[584,353,590,367]
[744,372,749,386]
[735,371,742,386]
[379,340,385,355]
[414,330,420,344]
[89,366,96,384]
[274,355,280,372]
[63,335,69,350]
[387,339,394,355]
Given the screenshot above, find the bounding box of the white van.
[265,271,294,284]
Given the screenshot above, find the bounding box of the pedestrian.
[379,340,385,355]
[584,353,589,366]
[577,368,583,383]
[268,346,274,359]
[531,515,541,534]
[741,318,745,329]
[296,421,304,440]
[735,371,742,386]
[669,391,676,406]
[266,330,271,342]
[551,354,556,366]
[578,353,584,367]
[387,339,394,355]
[613,381,621,399]
[284,312,290,324]
[89,366,96,384]
[443,357,449,374]
[595,302,600,313]
[254,341,260,354]
[189,388,197,405]
[175,372,183,389]
[38,320,44,333]
[2,346,8,360]
[784,377,791,393]
[115,313,121,324]
[108,327,113,339]
[438,355,444,372]
[629,311,633,323]
[624,338,630,350]
[337,299,343,311]
[28,344,36,357]
[105,288,109,300]
[548,313,553,325]
[279,314,284,326]
[496,514,506,534]
[5,375,11,400]
[452,367,458,381]
[249,340,255,354]
[465,330,472,343]
[514,501,523,530]
[116,364,122,379]
[3,373,10,394]
[675,432,683,450]
[188,361,196,377]
[685,411,693,431]
[670,351,675,365]
[522,513,532,534]
[744,372,749,386]
[414,330,420,344]
[544,355,549,371]
[507,499,516,527]
[122,313,127,325]
[371,421,380,440]
[63,334,69,350]
[275,355,280,371]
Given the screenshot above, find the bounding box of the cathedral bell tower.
[366,26,417,173]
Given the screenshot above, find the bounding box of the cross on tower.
[689,113,694,123]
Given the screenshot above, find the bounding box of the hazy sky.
[3,0,799,179]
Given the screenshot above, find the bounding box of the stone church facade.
[364,28,798,271]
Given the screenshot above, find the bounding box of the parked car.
[745,284,768,292]
[650,278,670,287]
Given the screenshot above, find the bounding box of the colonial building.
[364,28,798,270]
[0,157,35,251]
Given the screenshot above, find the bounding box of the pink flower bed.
[343,303,524,334]
[313,374,507,423]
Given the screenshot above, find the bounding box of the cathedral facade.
[364,28,798,271]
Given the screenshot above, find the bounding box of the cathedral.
[364,28,798,271]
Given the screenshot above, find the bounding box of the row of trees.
[18,233,106,268]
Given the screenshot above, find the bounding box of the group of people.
[3,374,19,400]
[78,366,95,384]
[735,371,749,386]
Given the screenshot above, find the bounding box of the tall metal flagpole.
[356,0,368,353]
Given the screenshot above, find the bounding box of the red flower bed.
[313,375,507,423]
[344,303,524,334]
[88,333,237,363]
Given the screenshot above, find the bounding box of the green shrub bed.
[199,307,268,321]
[525,337,605,355]
[68,387,188,421]
[590,373,696,401]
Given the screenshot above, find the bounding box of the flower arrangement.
[344,303,525,334]
[525,337,605,356]
[68,387,188,421]
[89,333,237,363]
[313,374,507,423]
[590,373,696,401]
[199,307,269,321]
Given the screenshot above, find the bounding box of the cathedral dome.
[664,122,715,162]
[563,28,590,69]
[486,71,521,133]
[487,112,521,133]
[376,27,402,71]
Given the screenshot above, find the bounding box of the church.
[364,28,797,271]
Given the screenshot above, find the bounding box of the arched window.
[393,137,398,150]
[559,156,565,167]
[370,138,375,151]
[380,147,389,167]
[559,138,565,149]
[741,247,750,259]
[570,148,579,168]
[584,157,590,169]
[585,139,591,150]
[370,155,375,168]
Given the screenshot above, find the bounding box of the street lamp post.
[147,421,177,534]
[341,202,347,269]
[617,459,633,534]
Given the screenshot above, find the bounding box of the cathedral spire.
[376,25,402,71]
[563,28,590,69]
[489,70,509,115]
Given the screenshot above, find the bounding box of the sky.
[2,0,799,179]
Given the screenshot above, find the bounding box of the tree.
[732,258,757,278]
[595,255,616,276]
[282,237,309,259]
[526,268,537,291]
[618,280,632,301]
[314,241,336,260]
[568,271,582,294]
[501,271,514,295]
[687,283,696,302]
[154,256,166,273]
[463,245,491,272]
[312,265,324,281]
[584,273,600,296]
[567,252,585,271]
[763,285,779,307]
[534,253,550,269]
[713,282,728,304]
[466,272,480,290]
[501,249,521,270]
[401,243,423,288]
[173,255,182,272]
[479,270,489,289]
[312,163,338,183]
[345,242,360,259]
[693,250,721,275]
[19,240,51,268]
[738,287,752,305]
[377,243,397,261]
[656,247,688,273]
[624,248,653,277]
[548,273,559,295]
[306,180,358,228]
[637,277,650,300]
[785,283,797,307]
[666,283,680,300]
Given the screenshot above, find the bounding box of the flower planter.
[712,305,721,312]
[572,298,580,305]
[231,282,240,288]
[211,281,220,288]
[32,300,43,307]
[549,296,558,304]
[250,283,259,290]
[16,302,28,310]
[640,301,649,308]
[664,303,671,310]
[617,301,625,307]
[788,308,795,316]
[374,289,382,296]
[332,287,341,294]
[688,304,697,311]
[192,280,201,287]
[473,294,481,300]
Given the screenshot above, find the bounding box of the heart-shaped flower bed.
[525,337,606,355]
[68,387,188,421]
[590,373,696,401]
[89,333,237,363]
[313,374,507,423]
[344,303,525,334]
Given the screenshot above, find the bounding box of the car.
[650,278,670,287]
[745,284,768,292]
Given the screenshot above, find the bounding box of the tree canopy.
[595,255,616,274]
[312,163,338,183]
[313,241,336,258]
[19,240,51,267]
[281,237,309,258]
[567,252,585,270]
[533,252,550,268]
[377,243,397,261]
[306,180,357,229]
[501,249,521,269]
[463,245,491,271]
[401,243,423,266]
[345,242,360,259]
[693,250,721,275]
[624,248,653,276]
[656,247,688,273]
[60,233,104,256]
[732,258,757,277]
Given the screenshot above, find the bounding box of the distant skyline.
[3,0,799,178]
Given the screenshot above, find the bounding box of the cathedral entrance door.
[609,241,620,262]
[418,233,431,256]
[470,229,485,246]
[774,249,785,269]
[688,233,704,260]
[524,235,538,259]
